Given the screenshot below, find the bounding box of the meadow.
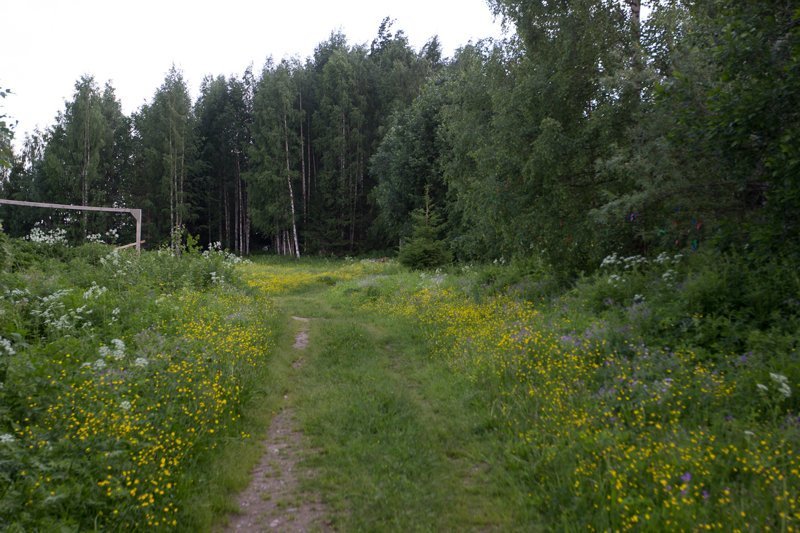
[0,235,278,530]
[1,233,798,531]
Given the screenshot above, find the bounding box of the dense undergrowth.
[1,234,798,530]
[338,248,800,530]
[0,237,276,530]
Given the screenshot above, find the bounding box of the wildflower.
[600,253,620,269]
[770,373,791,397]
[0,433,15,444]
[756,383,769,393]
[778,383,791,398]
[26,225,68,245]
[111,339,126,355]
[0,337,15,355]
[134,357,149,368]
[633,294,645,304]
[83,282,107,300]
[120,400,132,411]
[93,359,107,371]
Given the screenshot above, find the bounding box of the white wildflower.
[120,400,132,411]
[0,337,15,355]
[0,433,15,444]
[83,282,107,300]
[99,340,125,360]
[654,252,670,265]
[93,359,107,371]
[133,357,149,368]
[622,255,648,270]
[770,372,789,385]
[104,228,120,243]
[770,373,791,398]
[601,253,620,268]
[26,225,68,245]
[778,383,792,398]
[757,383,769,392]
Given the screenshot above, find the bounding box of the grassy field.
[1,243,799,530]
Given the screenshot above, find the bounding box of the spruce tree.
[398,186,451,269]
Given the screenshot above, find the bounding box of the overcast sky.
[2,0,506,150]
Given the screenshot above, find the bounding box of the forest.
[0,0,795,277]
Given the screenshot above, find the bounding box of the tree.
[249,59,304,256]
[398,186,452,269]
[0,86,13,171]
[129,67,194,250]
[371,79,447,246]
[194,74,252,253]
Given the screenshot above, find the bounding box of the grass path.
[221,282,530,531]
[224,316,329,532]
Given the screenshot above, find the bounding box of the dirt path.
[224,317,329,532]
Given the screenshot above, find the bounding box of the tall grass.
[0,238,275,530]
[345,249,800,530]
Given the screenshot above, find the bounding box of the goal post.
[0,198,143,252]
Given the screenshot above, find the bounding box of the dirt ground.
[224,317,329,532]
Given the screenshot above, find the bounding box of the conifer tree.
[398,185,451,269]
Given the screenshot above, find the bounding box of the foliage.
[358,253,800,530]
[0,237,273,530]
[0,86,13,170]
[398,188,452,270]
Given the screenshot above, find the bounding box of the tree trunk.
[283,109,301,258]
[299,92,307,227]
[626,0,641,42]
[224,185,230,249]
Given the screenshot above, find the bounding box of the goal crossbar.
[0,199,143,252]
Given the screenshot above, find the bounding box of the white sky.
[1,0,506,150]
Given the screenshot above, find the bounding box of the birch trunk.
[283,110,301,258]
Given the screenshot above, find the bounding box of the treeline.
[2,1,798,275]
[1,19,438,255]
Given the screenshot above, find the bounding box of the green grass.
[271,288,531,531]
[4,246,798,530]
